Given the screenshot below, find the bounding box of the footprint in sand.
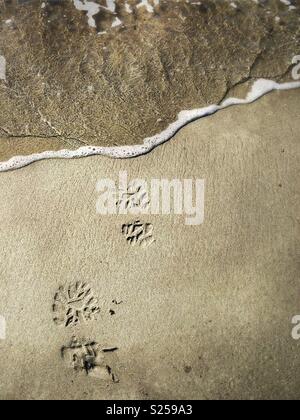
[122,220,155,248]
[116,182,150,213]
[61,337,119,382]
[53,282,100,327]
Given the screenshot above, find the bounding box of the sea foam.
[0,79,299,172]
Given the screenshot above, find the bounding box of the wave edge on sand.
[0,78,299,172]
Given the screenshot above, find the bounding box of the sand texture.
[0,89,299,400]
[0,0,300,161]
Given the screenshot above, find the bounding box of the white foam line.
[0,55,6,81]
[0,79,299,172]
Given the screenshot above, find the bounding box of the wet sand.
[0,89,299,400]
[0,0,300,160]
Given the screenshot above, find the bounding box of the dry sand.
[0,88,299,400]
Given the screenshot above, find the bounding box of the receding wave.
[0,78,299,172]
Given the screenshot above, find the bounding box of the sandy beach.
[1,0,300,162]
[0,88,299,400]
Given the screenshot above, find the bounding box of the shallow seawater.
[0,0,299,168]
